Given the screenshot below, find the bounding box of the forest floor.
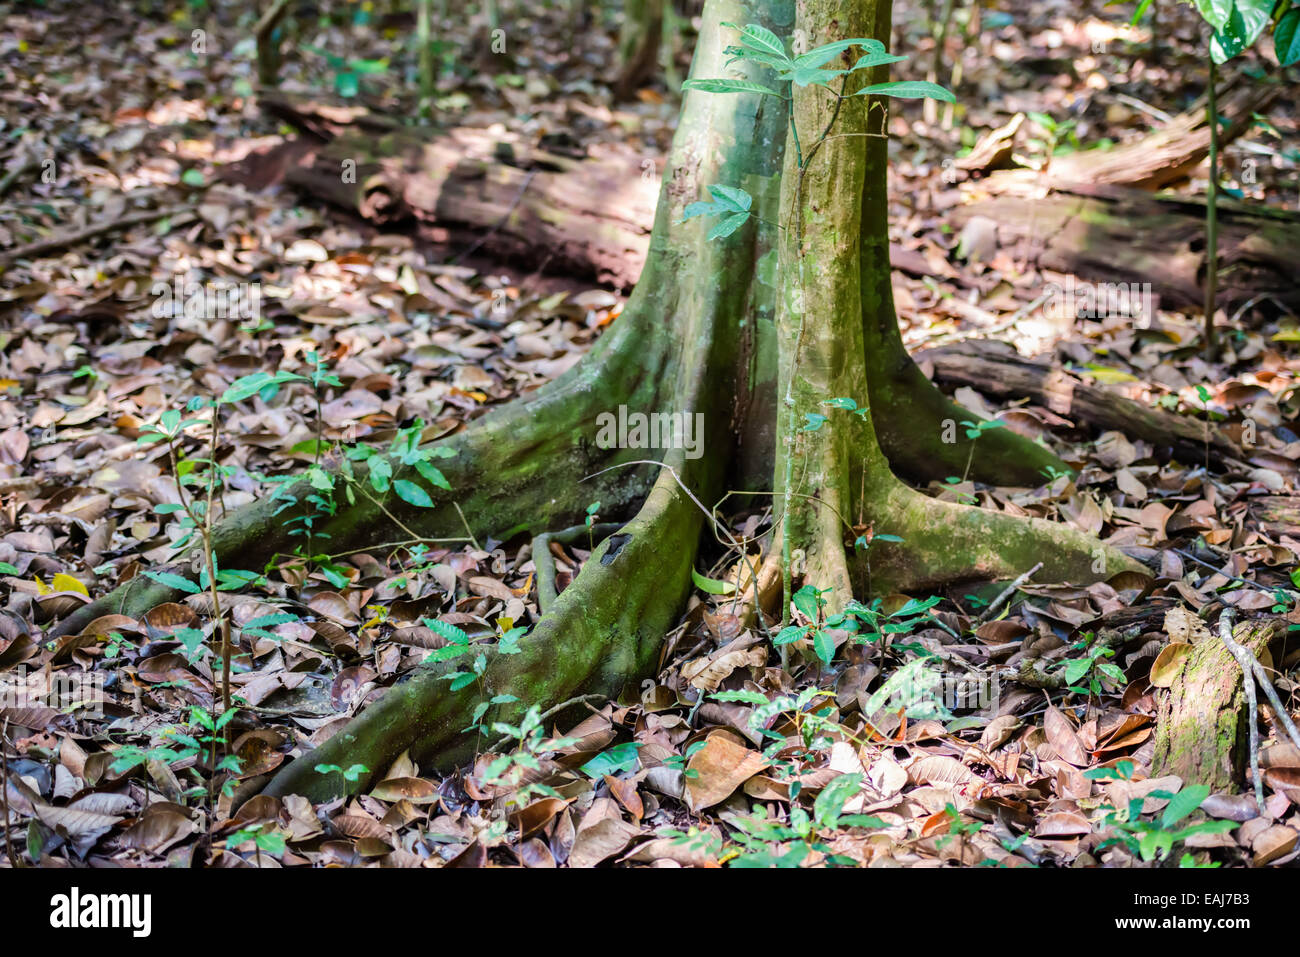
[1,0,1299,868]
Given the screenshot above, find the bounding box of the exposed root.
[262,467,705,800]
[859,480,1146,594]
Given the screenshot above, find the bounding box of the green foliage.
[1084,760,1238,864]
[1169,0,1299,63]
[482,705,581,809]
[681,24,953,241]
[314,762,369,786]
[680,184,755,239]
[1059,632,1127,697]
[723,772,884,867]
[110,706,243,801]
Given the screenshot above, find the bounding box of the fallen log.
[916,338,1241,463]
[950,182,1300,314]
[979,80,1276,191]
[235,94,1300,310]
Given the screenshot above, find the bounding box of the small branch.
[452,501,481,552]
[0,206,193,265]
[977,561,1043,624]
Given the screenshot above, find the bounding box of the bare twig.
[977,561,1043,624]
[0,206,194,264]
[0,719,19,868]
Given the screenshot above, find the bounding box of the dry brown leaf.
[684,733,769,811]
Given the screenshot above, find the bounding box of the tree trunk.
[57,0,1141,804]
[1152,617,1284,792]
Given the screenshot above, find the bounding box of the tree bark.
[1152,617,1284,792]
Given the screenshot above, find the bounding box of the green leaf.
[853,80,954,102]
[242,613,297,631]
[793,37,886,69]
[849,51,908,72]
[792,585,822,620]
[448,672,477,692]
[1191,0,1233,32]
[1211,0,1272,62]
[181,168,206,187]
[422,617,470,645]
[813,773,862,826]
[691,567,736,595]
[722,22,791,66]
[712,689,771,706]
[772,625,807,645]
[781,65,848,87]
[707,211,751,240]
[682,78,782,97]
[1162,784,1210,828]
[813,627,836,665]
[580,742,642,778]
[393,479,434,508]
[708,184,753,212]
[174,627,207,659]
[1063,657,1093,685]
[368,457,392,493]
[414,459,451,490]
[0,562,19,575]
[1275,8,1300,65]
[802,412,827,432]
[143,570,200,594]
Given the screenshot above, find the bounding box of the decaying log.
[238,94,1299,310]
[950,182,1300,314]
[916,339,1241,462]
[286,128,657,289]
[981,80,1276,191]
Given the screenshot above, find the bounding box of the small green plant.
[933,801,982,858]
[314,762,370,791]
[225,822,287,866]
[723,772,884,868]
[1085,759,1238,865]
[481,705,580,810]
[110,706,242,815]
[1059,632,1128,701]
[767,587,942,667]
[959,418,1003,483]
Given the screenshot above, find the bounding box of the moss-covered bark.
[768,0,1136,614]
[856,1,1064,488]
[1152,618,1283,792]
